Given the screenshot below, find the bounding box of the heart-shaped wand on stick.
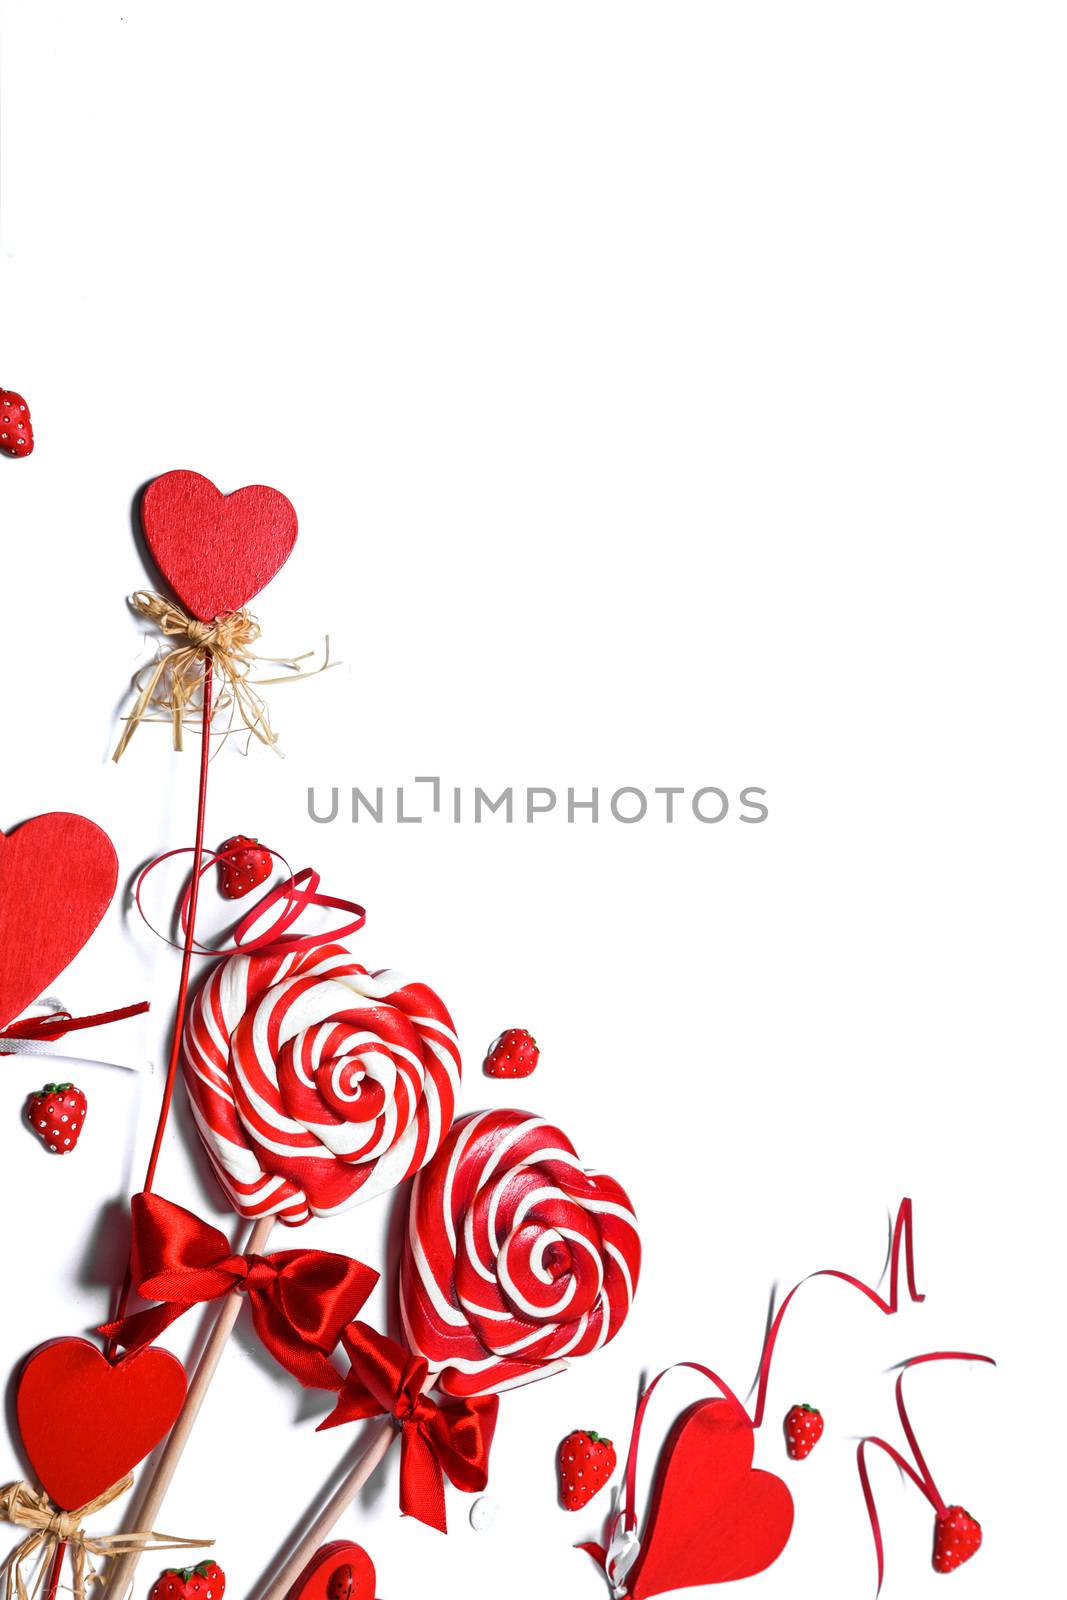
[101,470,301,1600]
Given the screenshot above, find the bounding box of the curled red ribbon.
[100,1192,378,1390]
[857,1350,996,1593]
[0,1001,149,1050]
[749,1196,922,1426]
[582,1199,925,1591]
[319,1322,499,1533]
[134,844,366,958]
[624,1198,923,1533]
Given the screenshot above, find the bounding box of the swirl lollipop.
[182,940,462,1224]
[261,1107,640,1590]
[104,940,461,1600]
[401,1108,641,1395]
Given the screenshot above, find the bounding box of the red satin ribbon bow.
[320,1322,499,1533]
[100,1192,378,1390]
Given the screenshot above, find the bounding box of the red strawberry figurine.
[149,1565,226,1600]
[26,1083,87,1154]
[0,389,33,457]
[933,1506,982,1573]
[558,1429,617,1511]
[217,836,272,900]
[484,1028,539,1079]
[784,1403,824,1460]
[284,1547,375,1600]
[326,1567,353,1600]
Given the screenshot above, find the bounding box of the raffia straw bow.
[0,1476,209,1600]
[113,591,332,761]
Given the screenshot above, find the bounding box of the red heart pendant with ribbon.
[283,1540,376,1600]
[141,469,298,622]
[0,814,118,1032]
[17,1338,187,1510]
[628,1400,794,1596]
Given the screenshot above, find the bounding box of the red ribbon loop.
[580,1200,927,1593]
[320,1322,499,1533]
[134,845,366,959]
[100,1192,378,1390]
[857,1350,996,1593]
[0,1001,150,1049]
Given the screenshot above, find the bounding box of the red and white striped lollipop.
[399,1108,641,1396]
[183,941,461,1225]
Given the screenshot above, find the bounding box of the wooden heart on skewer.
[17,1338,187,1510]
[141,470,298,621]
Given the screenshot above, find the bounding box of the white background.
[1,4,1063,1597]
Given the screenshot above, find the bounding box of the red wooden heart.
[141,469,298,622]
[629,1400,794,1596]
[284,1540,376,1600]
[0,814,118,1032]
[17,1338,187,1510]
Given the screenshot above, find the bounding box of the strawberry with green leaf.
[149,1563,226,1600]
[558,1429,617,1511]
[26,1083,87,1154]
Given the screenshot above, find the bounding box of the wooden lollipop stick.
[260,1420,398,1600]
[259,1370,436,1600]
[104,1213,276,1600]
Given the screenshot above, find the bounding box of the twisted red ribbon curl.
[857,1350,996,1593]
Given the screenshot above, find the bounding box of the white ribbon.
[606,1527,641,1597]
[0,998,69,1057]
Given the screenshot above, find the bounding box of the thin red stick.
[109,655,214,1341]
[42,1540,66,1600]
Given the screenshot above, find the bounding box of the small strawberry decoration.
[217,836,272,900]
[326,1567,353,1600]
[933,1506,982,1573]
[484,1028,539,1079]
[784,1403,824,1460]
[558,1429,617,1511]
[148,1565,226,1600]
[0,389,33,457]
[26,1083,87,1154]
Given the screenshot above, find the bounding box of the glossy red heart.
[283,1540,376,1600]
[0,814,118,1032]
[141,469,298,622]
[629,1400,794,1596]
[17,1338,187,1510]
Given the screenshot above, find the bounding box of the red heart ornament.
[284,1541,376,1600]
[141,470,298,622]
[17,1338,187,1510]
[629,1400,794,1597]
[0,814,118,1032]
